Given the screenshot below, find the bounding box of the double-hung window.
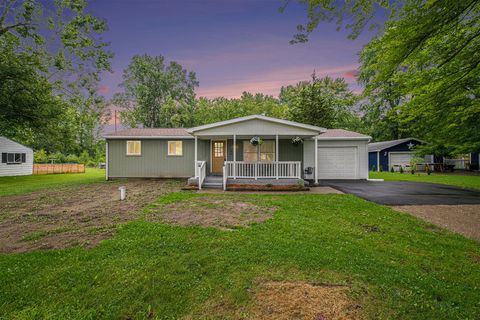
[126,141,141,156]
[1,153,26,164]
[242,141,275,162]
[168,141,183,156]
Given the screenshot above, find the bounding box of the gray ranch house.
[104,115,371,189]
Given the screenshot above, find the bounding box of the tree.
[358,1,480,152]
[279,73,360,129]
[0,0,112,154]
[193,92,288,125]
[115,54,198,128]
[286,0,480,153]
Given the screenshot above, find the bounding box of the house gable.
[188,115,324,137]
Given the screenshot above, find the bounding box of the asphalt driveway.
[320,180,480,205]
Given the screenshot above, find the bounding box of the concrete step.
[202,183,222,189]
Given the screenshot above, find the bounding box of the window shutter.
[21,153,26,163]
[1,153,6,163]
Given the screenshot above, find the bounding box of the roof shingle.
[104,128,192,138]
[318,129,370,139]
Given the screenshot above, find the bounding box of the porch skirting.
[187,177,307,191]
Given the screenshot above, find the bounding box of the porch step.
[202,183,222,189]
[200,175,223,189]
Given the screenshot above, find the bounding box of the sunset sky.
[89,0,380,100]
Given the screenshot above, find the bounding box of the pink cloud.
[343,69,359,80]
[98,85,110,93]
[196,64,361,98]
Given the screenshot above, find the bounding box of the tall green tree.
[193,92,287,125]
[0,0,112,153]
[286,0,480,153]
[115,54,198,128]
[280,73,360,129]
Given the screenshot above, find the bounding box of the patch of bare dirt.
[146,196,275,230]
[0,179,182,253]
[392,204,480,241]
[251,281,362,320]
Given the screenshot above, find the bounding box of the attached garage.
[317,147,358,179]
[303,129,371,181]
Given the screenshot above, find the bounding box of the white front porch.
[187,114,326,189]
[193,159,304,189]
[224,161,302,179]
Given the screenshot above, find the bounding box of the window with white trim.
[126,141,141,155]
[168,141,183,156]
[243,141,257,162]
[1,153,26,164]
[260,141,275,161]
[242,141,275,162]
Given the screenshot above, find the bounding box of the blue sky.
[88,0,378,99]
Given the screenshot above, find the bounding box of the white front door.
[317,147,358,179]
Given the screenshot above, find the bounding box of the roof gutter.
[315,136,372,141]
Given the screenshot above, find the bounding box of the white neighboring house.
[0,136,33,176]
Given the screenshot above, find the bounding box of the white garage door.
[317,147,358,179]
[390,152,413,169]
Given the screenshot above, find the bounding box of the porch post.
[233,134,236,179]
[275,134,279,179]
[314,136,318,184]
[377,151,380,172]
[194,135,198,177]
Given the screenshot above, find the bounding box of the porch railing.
[225,161,301,179]
[196,161,206,189]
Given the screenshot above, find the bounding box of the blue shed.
[470,151,479,169]
[368,138,427,172]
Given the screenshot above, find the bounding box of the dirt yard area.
[251,281,362,320]
[146,195,276,230]
[393,204,480,241]
[0,179,182,253]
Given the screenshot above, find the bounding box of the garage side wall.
[304,139,369,179]
[107,139,203,178]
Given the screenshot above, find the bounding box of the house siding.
[107,138,304,178]
[0,137,33,176]
[368,152,378,171]
[194,118,319,137]
[107,139,207,178]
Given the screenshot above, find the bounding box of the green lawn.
[369,171,480,190]
[1,192,479,319]
[0,168,106,196]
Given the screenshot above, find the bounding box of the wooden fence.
[33,164,85,175]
